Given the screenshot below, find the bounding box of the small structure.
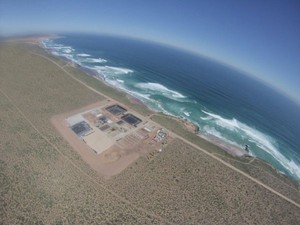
[99,124,110,131]
[117,120,124,125]
[153,128,168,142]
[97,116,108,125]
[143,127,152,133]
[95,113,103,118]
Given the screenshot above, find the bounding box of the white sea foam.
[51,46,74,53]
[94,66,109,78]
[128,90,151,102]
[105,79,169,114]
[79,58,107,63]
[105,79,125,91]
[105,66,133,74]
[104,78,170,114]
[183,111,191,117]
[179,107,191,117]
[77,53,91,57]
[44,42,78,62]
[200,116,212,121]
[103,78,148,101]
[42,40,75,55]
[201,110,300,179]
[203,125,223,139]
[203,125,245,148]
[135,82,187,100]
[62,48,73,54]
[202,111,239,132]
[90,58,107,63]
[94,66,133,75]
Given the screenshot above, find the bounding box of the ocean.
[41,33,300,182]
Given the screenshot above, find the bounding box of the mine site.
[52,100,172,177]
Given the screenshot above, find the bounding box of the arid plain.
[0,39,299,224]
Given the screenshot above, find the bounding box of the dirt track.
[50,102,142,178]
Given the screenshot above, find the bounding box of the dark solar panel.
[71,121,91,137]
[105,104,127,115]
[121,113,142,126]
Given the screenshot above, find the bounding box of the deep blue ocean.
[42,34,300,182]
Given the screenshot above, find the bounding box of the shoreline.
[72,60,248,158]
[2,39,300,224]
[37,36,300,184]
[39,37,249,158]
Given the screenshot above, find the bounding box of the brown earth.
[51,102,155,178]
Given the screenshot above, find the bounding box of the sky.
[0,0,299,104]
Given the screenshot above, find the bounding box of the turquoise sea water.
[41,34,300,182]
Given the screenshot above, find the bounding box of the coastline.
[37,37,300,184]
[49,47,248,158]
[2,38,300,224]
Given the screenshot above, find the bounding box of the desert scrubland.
[0,40,299,224]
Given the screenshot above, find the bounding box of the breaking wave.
[50,45,74,54]
[77,53,91,57]
[94,66,133,77]
[116,79,124,83]
[201,110,300,180]
[105,66,133,74]
[135,82,187,101]
[79,58,107,63]
[103,79,169,114]
[183,111,191,117]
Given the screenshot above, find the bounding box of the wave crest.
[135,82,187,100]
[79,58,107,63]
[94,66,133,76]
[201,110,300,180]
[77,53,91,57]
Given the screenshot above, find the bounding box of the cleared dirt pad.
[51,102,157,178]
